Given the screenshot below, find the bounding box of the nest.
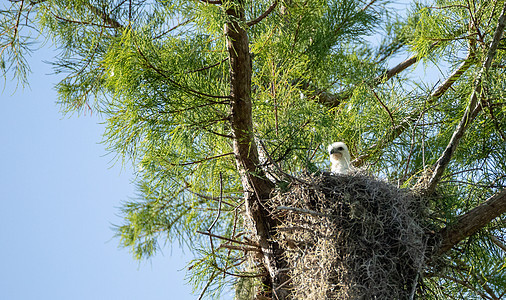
[270,172,428,299]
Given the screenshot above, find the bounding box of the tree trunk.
[225,2,289,298]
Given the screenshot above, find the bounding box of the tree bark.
[437,189,506,255]
[225,2,289,298]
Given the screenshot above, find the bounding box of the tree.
[2,0,505,298]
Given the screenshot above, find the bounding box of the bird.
[328,142,351,175]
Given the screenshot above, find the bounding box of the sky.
[0,48,196,299]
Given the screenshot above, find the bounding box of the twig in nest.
[276,205,330,217]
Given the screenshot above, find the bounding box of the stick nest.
[270,172,428,299]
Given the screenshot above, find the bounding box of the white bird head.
[328,142,351,174]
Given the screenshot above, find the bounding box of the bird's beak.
[331,152,343,159]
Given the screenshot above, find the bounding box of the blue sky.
[0,48,195,299]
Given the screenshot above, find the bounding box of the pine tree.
[2,0,505,298]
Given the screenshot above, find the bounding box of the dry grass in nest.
[270,171,428,299]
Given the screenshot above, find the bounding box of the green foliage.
[2,0,506,298]
[0,1,34,86]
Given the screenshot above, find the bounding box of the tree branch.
[200,0,222,4]
[86,3,123,29]
[12,0,24,42]
[135,44,230,100]
[377,54,419,83]
[154,18,194,40]
[437,274,491,300]
[164,152,234,167]
[197,230,259,247]
[490,236,506,252]
[50,13,116,28]
[430,52,475,98]
[219,243,262,253]
[437,189,506,255]
[425,2,506,193]
[375,42,439,84]
[370,87,394,125]
[352,50,475,168]
[314,43,438,108]
[352,114,417,167]
[247,1,278,27]
[185,58,229,74]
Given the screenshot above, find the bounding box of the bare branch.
[213,264,266,278]
[199,0,222,4]
[157,99,229,115]
[12,0,24,41]
[154,18,194,40]
[197,271,218,300]
[184,190,236,207]
[316,44,437,108]
[207,172,224,232]
[430,52,475,98]
[257,139,310,186]
[376,43,439,84]
[185,58,229,74]
[168,152,234,167]
[425,2,506,193]
[377,54,419,83]
[483,97,506,142]
[352,114,417,167]
[219,243,262,252]
[196,230,260,248]
[50,12,119,29]
[437,189,506,255]
[370,87,395,126]
[247,1,278,27]
[86,3,123,29]
[490,236,506,252]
